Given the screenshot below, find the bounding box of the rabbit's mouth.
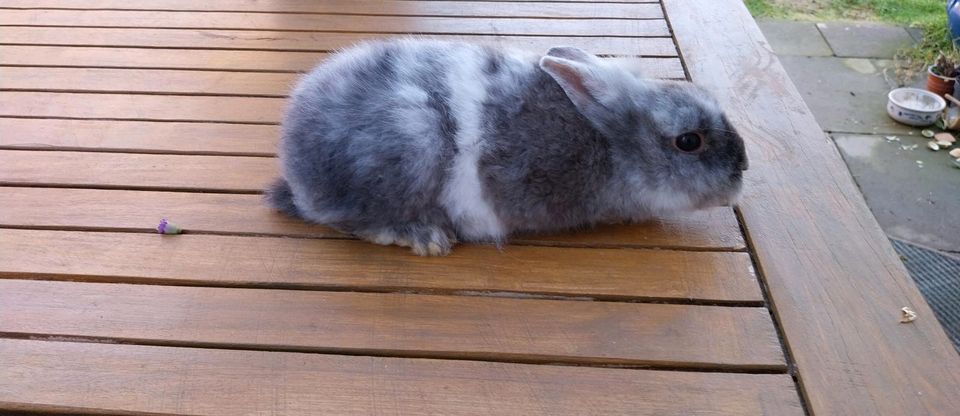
[695,184,742,209]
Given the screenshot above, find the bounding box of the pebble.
[934,132,956,144]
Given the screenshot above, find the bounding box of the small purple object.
[156,218,182,235]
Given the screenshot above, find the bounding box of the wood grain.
[664,0,960,414]
[0,61,684,96]
[0,45,333,71]
[0,119,279,155]
[0,229,762,302]
[0,45,684,77]
[0,27,678,56]
[0,67,298,97]
[0,280,783,368]
[0,339,804,416]
[0,0,663,19]
[0,187,747,250]
[0,150,276,192]
[0,2,804,415]
[0,92,283,123]
[0,10,669,37]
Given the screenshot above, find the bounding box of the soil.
[770,0,874,20]
[770,0,831,14]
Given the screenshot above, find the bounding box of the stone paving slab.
[816,22,916,58]
[833,134,960,252]
[757,19,833,56]
[759,19,960,255]
[906,27,925,44]
[778,55,919,134]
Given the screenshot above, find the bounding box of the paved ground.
[758,19,960,253]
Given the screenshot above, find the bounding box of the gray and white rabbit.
[266,39,748,256]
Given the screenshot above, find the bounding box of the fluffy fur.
[267,39,748,255]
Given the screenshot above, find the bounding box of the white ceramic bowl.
[887,88,946,126]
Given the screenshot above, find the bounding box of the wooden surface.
[0,9,670,36]
[0,187,747,250]
[0,280,783,369]
[12,0,941,414]
[0,27,677,55]
[0,118,281,155]
[1,229,760,302]
[0,45,686,76]
[0,92,283,123]
[664,0,960,414]
[0,64,685,96]
[0,0,663,18]
[0,339,803,416]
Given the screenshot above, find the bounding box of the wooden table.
[1,1,957,414]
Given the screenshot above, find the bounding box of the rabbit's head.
[540,47,748,215]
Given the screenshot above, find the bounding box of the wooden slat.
[0,280,783,368]
[0,61,685,96]
[0,46,686,77]
[0,10,668,37]
[0,27,678,56]
[0,119,279,155]
[0,150,276,192]
[0,45,333,71]
[0,229,762,302]
[0,92,282,123]
[663,0,960,414]
[0,0,663,19]
[0,339,804,416]
[0,187,746,250]
[0,67,297,97]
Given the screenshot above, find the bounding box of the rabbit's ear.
[539,55,628,135]
[545,46,603,66]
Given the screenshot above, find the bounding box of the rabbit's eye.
[674,132,704,153]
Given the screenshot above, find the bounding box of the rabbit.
[266,39,748,256]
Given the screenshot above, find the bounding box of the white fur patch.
[645,188,695,214]
[610,173,697,222]
[440,46,506,241]
[391,83,433,138]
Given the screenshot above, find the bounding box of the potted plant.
[927,53,959,97]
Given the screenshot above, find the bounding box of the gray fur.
[264,178,300,219]
[268,39,748,255]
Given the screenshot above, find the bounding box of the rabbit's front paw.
[358,224,456,256]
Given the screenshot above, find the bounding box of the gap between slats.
[0,338,805,416]
[0,141,748,254]
[0,229,761,303]
[0,1,663,20]
[0,279,784,370]
[0,10,669,37]
[0,185,748,253]
[0,61,687,98]
[0,28,679,56]
[0,331,786,374]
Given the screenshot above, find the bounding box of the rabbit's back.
[277,39,539,244]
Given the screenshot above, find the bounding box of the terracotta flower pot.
[927,65,957,98]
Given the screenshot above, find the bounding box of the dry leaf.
[900,307,918,323]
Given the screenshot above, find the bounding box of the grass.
[744,0,782,17]
[745,0,957,78]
